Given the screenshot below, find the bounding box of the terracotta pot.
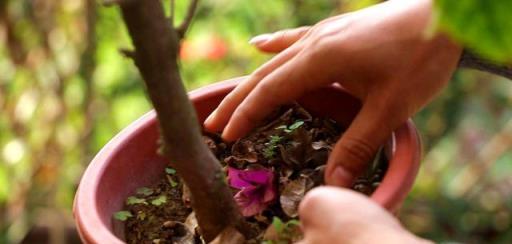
[73,77,421,243]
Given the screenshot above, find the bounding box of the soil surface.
[115,104,388,243]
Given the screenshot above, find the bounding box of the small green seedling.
[136,187,154,196]
[126,196,147,205]
[165,167,176,175]
[151,195,167,206]
[113,211,133,221]
[263,135,283,159]
[288,121,304,130]
[166,175,178,187]
[136,211,147,221]
[272,217,284,233]
[277,120,304,133]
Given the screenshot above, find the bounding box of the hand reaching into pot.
[297,187,431,244]
[204,0,461,186]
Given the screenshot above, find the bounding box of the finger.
[298,187,404,239]
[221,50,329,141]
[324,98,400,187]
[203,45,301,133]
[299,187,359,230]
[249,26,311,53]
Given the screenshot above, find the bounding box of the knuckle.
[300,27,315,40]
[305,36,334,61]
[336,136,377,174]
[296,26,311,36]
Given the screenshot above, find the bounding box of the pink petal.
[234,190,267,217]
[228,168,252,189]
[239,169,272,185]
[228,167,273,188]
[263,185,276,203]
[227,167,277,216]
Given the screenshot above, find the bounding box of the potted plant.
[73,0,420,243]
[73,77,421,243]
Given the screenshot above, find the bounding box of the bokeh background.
[0,0,511,243]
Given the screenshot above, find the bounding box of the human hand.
[297,187,431,244]
[204,0,461,186]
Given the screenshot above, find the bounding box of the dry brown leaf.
[209,226,245,244]
[230,140,259,163]
[280,176,314,217]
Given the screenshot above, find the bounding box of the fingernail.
[221,122,237,142]
[221,130,234,142]
[203,110,216,127]
[328,167,355,187]
[248,34,273,45]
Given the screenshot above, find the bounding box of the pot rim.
[73,77,420,243]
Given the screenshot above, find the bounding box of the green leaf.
[262,147,275,159]
[170,179,178,187]
[285,219,300,227]
[279,120,304,133]
[126,196,147,205]
[272,217,284,233]
[151,195,167,206]
[276,125,288,130]
[288,120,304,130]
[136,187,153,196]
[113,211,133,221]
[263,135,283,159]
[434,0,512,62]
[165,167,176,175]
[269,135,282,143]
[166,175,179,187]
[136,211,147,220]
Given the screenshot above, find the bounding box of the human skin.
[204,0,461,187]
[297,187,432,244]
[204,0,461,242]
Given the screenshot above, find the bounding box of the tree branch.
[170,0,175,26]
[103,0,122,7]
[459,49,512,80]
[177,0,199,39]
[79,0,97,167]
[117,0,248,241]
[118,48,136,59]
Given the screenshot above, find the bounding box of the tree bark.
[117,0,247,241]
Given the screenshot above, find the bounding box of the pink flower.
[228,167,276,216]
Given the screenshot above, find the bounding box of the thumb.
[324,99,399,187]
[249,26,310,53]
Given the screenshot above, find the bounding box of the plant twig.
[103,0,122,7]
[116,0,249,241]
[170,0,175,26]
[177,0,199,39]
[459,49,512,80]
[119,48,136,59]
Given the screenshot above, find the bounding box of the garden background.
[0,0,511,243]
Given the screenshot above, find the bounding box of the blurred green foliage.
[0,0,510,243]
[435,0,512,63]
